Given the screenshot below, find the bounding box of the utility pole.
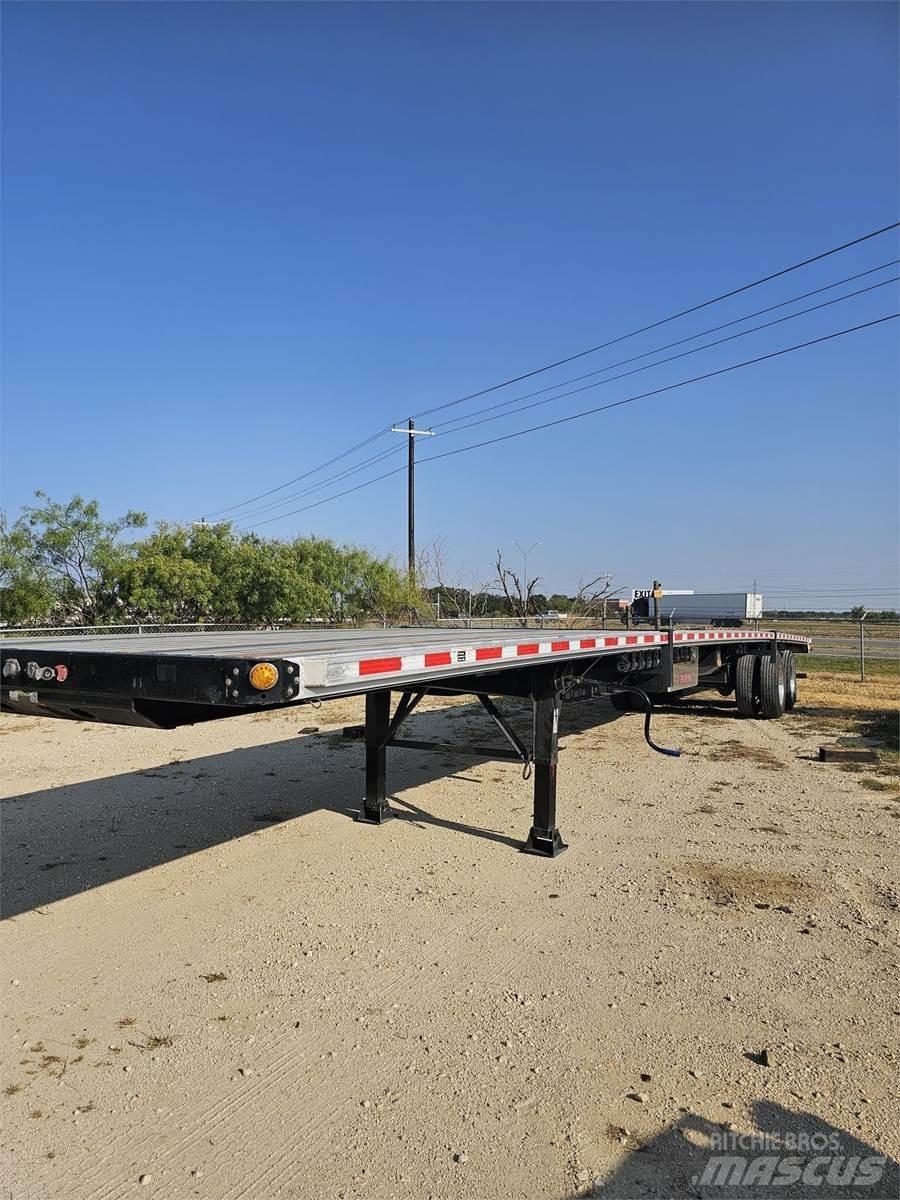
[391,419,434,585]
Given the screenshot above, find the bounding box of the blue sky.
[2,2,898,608]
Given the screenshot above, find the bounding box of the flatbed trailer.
[0,625,810,857]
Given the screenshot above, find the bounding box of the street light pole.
[859,609,868,682]
[514,541,541,622]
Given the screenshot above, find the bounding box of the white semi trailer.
[632,591,763,626]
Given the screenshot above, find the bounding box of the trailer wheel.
[758,655,786,719]
[783,651,797,711]
[735,654,761,717]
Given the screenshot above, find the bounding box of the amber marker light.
[248,662,279,691]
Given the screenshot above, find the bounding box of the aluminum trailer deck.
[0,625,810,857]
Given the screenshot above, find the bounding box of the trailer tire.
[735,654,761,717]
[783,651,797,711]
[758,655,786,719]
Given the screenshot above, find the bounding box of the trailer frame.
[0,625,810,857]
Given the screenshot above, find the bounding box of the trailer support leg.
[522,679,568,857]
[357,689,393,824]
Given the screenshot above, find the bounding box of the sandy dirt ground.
[1,689,898,1199]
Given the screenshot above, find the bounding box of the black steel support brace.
[477,694,530,765]
[522,675,568,857]
[357,689,393,824]
[357,677,569,854]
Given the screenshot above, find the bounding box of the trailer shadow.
[566,1099,898,1199]
[1,696,620,918]
[651,694,743,717]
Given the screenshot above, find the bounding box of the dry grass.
[800,670,899,716]
[797,670,898,767]
[130,1032,175,1052]
[707,740,785,770]
[671,862,816,911]
[859,777,898,793]
[775,619,900,639]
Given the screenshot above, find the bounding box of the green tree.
[2,493,418,629]
[19,492,146,624]
[118,524,217,622]
[349,550,422,624]
[0,514,56,625]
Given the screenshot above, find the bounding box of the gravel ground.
[1,691,897,1199]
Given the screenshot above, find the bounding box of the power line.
[240,312,898,528]
[757,588,899,595]
[203,427,393,519]
[210,221,899,523]
[755,584,899,591]
[420,314,898,469]
[425,275,897,442]
[432,260,900,432]
[226,265,898,523]
[762,591,898,594]
[410,221,900,422]
[222,443,406,522]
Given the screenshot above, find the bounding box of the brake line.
[611,687,682,757]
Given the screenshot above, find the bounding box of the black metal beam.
[477,694,530,764]
[382,689,427,747]
[357,689,392,824]
[522,672,568,857]
[424,667,540,698]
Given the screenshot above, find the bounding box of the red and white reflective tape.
[297,629,810,689]
[356,632,671,678]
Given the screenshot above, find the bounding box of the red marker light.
[55,665,69,682]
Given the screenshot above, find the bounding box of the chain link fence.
[766,615,898,682]
[0,620,380,637]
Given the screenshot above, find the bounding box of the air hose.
[611,687,681,757]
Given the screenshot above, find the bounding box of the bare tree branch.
[495,550,540,627]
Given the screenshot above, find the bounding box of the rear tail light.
[248,662,279,691]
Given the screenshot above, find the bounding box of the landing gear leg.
[522,675,568,857]
[357,689,393,824]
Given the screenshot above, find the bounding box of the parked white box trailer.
[633,592,763,625]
